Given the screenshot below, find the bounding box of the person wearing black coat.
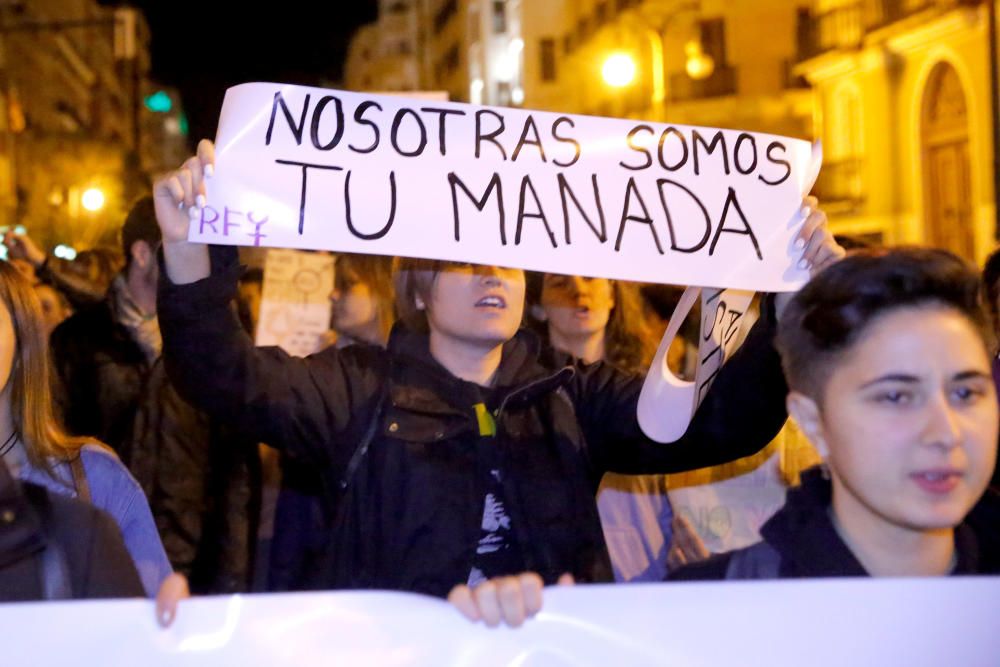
[153,142,841,606]
[669,467,987,581]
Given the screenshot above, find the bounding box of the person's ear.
[787,390,829,459]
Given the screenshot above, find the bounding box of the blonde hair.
[335,253,396,342]
[0,263,91,474]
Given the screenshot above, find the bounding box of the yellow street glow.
[602,53,637,88]
[81,188,105,212]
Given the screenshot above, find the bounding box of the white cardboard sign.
[255,248,334,357]
[192,82,819,292]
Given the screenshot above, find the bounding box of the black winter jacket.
[670,467,987,580]
[159,246,790,597]
[51,300,148,457]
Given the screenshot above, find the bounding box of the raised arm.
[153,141,384,468]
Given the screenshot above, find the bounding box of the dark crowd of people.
[0,138,997,634]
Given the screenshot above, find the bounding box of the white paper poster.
[192,82,819,292]
[255,248,334,357]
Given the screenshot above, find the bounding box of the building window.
[492,0,507,34]
[595,1,609,24]
[497,81,512,106]
[540,38,557,82]
[699,18,727,66]
[434,0,458,34]
[436,43,461,81]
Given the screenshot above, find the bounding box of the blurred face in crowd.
[539,274,615,341]
[330,263,380,343]
[790,304,998,536]
[129,240,159,291]
[423,264,525,350]
[34,285,70,339]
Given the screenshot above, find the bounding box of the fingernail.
[798,258,810,270]
[159,609,172,626]
[204,164,214,179]
[187,206,199,221]
[196,194,206,208]
[794,238,806,250]
[177,201,185,211]
[801,206,811,218]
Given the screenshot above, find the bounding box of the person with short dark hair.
[671,247,999,580]
[154,142,840,622]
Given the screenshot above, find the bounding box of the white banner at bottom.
[4,578,999,666]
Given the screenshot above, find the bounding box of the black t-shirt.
[467,387,524,587]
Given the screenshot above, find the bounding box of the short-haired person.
[153,141,841,610]
[669,247,999,580]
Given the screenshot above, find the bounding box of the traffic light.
[144,90,173,113]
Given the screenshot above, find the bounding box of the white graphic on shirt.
[467,469,513,587]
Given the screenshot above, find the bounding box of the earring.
[415,295,426,311]
[820,462,831,481]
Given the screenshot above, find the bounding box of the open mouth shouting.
[476,295,507,309]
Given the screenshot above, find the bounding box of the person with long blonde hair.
[0,261,171,596]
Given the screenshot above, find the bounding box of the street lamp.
[684,39,715,80]
[81,187,105,212]
[600,1,709,119]
[602,52,638,88]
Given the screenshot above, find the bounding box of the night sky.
[106,1,378,145]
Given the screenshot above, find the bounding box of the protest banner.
[4,579,998,666]
[255,248,334,356]
[192,82,819,293]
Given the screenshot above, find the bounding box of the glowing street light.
[81,188,106,212]
[602,53,637,88]
[684,39,715,80]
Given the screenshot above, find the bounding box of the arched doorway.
[922,62,974,259]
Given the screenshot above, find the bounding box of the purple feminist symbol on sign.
[247,212,268,247]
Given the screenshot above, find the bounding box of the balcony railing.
[798,3,864,61]
[669,64,738,102]
[866,0,940,29]
[798,0,981,61]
